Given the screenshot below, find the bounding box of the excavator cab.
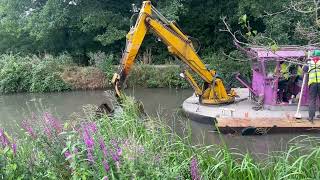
[112,1,236,105]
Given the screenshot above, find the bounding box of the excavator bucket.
[95,91,117,117]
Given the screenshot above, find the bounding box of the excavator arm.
[112,1,236,105]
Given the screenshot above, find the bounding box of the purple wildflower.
[73,148,79,154]
[111,139,118,148]
[99,138,108,158]
[117,147,122,157]
[190,157,200,180]
[83,126,94,148]
[87,150,94,163]
[102,160,110,172]
[110,139,122,167]
[111,151,120,162]
[102,176,108,180]
[43,112,62,133]
[64,150,71,159]
[44,126,52,138]
[82,124,95,163]
[21,120,37,139]
[0,129,10,148]
[12,141,17,155]
[88,122,97,133]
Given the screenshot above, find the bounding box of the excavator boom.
[112,1,236,105]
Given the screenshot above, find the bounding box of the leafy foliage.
[30,60,71,93]
[0,54,71,94]
[0,0,319,92]
[0,56,32,93]
[203,51,251,88]
[127,65,189,88]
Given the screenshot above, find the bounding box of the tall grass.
[1,96,320,179]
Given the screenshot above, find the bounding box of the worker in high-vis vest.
[303,50,320,121]
[277,61,291,102]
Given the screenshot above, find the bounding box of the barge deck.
[182,88,320,134]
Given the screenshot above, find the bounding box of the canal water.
[0,88,316,156]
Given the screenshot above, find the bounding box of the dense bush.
[0,56,32,93]
[127,64,189,89]
[88,51,116,84]
[0,54,71,94]
[30,60,71,93]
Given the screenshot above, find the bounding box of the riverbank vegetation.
[1,96,320,179]
[0,53,189,93]
[0,52,250,94]
[0,0,317,94]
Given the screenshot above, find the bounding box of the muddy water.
[0,88,316,156]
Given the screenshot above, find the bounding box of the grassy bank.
[1,96,320,179]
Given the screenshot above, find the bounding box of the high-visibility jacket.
[280,63,290,80]
[308,59,320,85]
[297,66,303,77]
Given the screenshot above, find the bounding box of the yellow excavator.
[111,1,236,105]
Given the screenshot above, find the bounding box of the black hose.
[189,36,201,53]
[130,13,139,27]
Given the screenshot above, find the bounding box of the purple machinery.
[236,46,318,108]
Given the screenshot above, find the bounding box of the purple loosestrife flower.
[82,124,95,163]
[21,120,37,139]
[43,112,62,133]
[44,126,52,138]
[111,139,118,148]
[117,147,122,157]
[0,129,10,148]
[74,148,79,154]
[111,148,121,170]
[83,126,94,147]
[99,138,108,158]
[12,141,17,155]
[110,139,122,166]
[88,122,97,133]
[64,150,71,159]
[102,159,110,172]
[102,176,108,180]
[190,157,200,180]
[111,150,120,162]
[87,151,94,163]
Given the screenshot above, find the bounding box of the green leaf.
[271,43,279,53]
[252,30,257,35]
[242,14,247,22]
